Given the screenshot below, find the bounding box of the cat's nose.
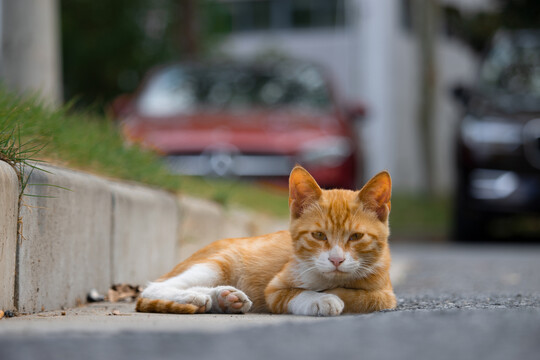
[328,256,345,268]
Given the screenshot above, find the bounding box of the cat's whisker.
[295,265,319,280]
[353,264,377,277]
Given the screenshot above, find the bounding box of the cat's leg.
[265,273,344,316]
[323,288,396,313]
[139,263,219,313]
[139,263,252,314]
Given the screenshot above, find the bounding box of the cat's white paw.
[174,290,212,312]
[310,294,344,316]
[288,291,344,316]
[212,286,252,314]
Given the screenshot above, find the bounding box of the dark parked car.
[111,60,364,189]
[453,30,540,240]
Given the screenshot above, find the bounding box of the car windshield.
[480,31,540,98]
[137,62,333,117]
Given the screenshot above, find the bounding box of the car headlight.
[470,169,519,200]
[462,115,522,150]
[299,136,353,167]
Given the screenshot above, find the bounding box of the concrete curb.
[109,181,179,285]
[0,161,287,313]
[8,163,182,313]
[18,165,113,313]
[177,195,288,262]
[0,161,19,311]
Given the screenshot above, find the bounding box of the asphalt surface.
[1,244,540,360]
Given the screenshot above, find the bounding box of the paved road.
[1,244,540,360]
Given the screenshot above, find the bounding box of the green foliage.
[390,192,451,241]
[61,0,180,108]
[179,177,289,217]
[0,89,181,189]
[444,0,540,52]
[60,0,227,110]
[495,0,540,30]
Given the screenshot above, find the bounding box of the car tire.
[452,197,493,241]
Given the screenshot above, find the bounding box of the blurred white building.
[212,0,493,192]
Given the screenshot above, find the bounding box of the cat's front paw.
[310,294,344,316]
[212,286,253,314]
[289,291,344,316]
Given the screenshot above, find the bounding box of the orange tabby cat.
[136,166,396,316]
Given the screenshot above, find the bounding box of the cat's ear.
[358,171,392,222]
[289,166,322,219]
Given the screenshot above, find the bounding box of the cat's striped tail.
[136,297,205,314]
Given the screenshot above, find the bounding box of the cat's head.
[288,166,392,281]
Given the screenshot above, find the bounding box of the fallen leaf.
[107,284,142,303]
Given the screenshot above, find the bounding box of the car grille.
[166,154,294,177]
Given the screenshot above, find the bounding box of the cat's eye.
[311,232,327,241]
[349,233,364,242]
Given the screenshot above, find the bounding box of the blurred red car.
[111,60,364,189]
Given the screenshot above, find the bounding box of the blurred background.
[1,0,539,242]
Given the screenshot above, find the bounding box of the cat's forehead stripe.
[319,191,359,233]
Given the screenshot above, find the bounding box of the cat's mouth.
[325,269,349,276]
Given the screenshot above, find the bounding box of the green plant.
[390,192,451,240]
[0,125,44,196]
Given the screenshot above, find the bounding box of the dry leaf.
[107,284,142,303]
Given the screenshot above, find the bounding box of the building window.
[205,0,347,33]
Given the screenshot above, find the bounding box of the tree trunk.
[178,0,200,59]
